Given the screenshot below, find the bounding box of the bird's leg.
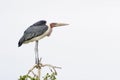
[35,40,39,65]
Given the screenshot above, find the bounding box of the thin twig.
[38,66,41,79]
[42,64,62,69]
[31,71,37,77]
[27,65,36,75]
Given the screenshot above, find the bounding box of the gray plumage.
[18,20,48,47]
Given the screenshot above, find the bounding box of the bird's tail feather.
[18,37,25,47]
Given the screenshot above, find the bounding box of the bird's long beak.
[55,23,69,27]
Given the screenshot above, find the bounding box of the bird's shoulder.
[31,20,46,26]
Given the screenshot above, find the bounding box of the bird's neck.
[50,24,54,28]
[47,26,53,36]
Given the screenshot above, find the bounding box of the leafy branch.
[19,58,61,80]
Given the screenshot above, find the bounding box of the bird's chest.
[47,28,52,36]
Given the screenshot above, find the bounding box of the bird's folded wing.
[23,25,48,41]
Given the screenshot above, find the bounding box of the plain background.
[0,0,120,80]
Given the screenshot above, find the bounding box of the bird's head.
[50,23,69,28]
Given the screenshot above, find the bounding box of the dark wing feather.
[24,25,48,40]
[18,25,48,47]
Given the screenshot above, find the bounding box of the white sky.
[0,0,120,80]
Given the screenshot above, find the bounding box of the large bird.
[18,20,68,64]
